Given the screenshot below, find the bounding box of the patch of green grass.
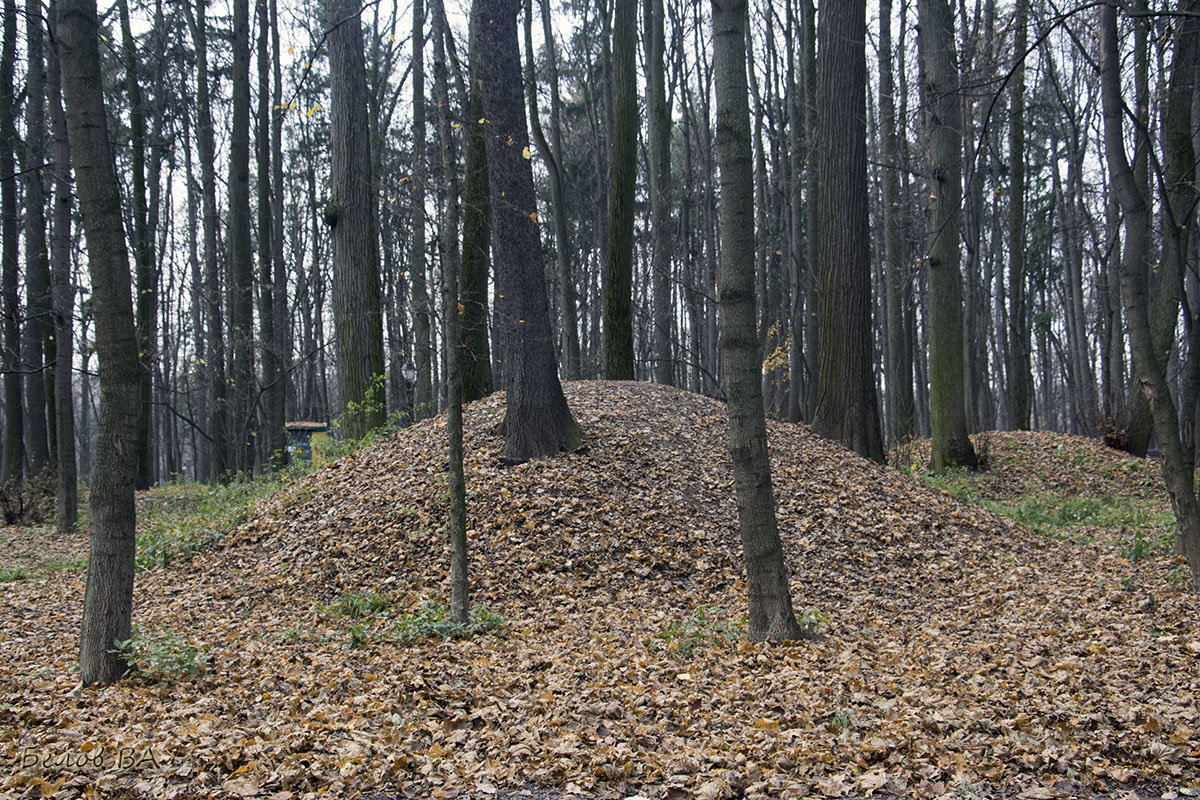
[921,467,979,503]
[658,604,743,657]
[134,477,289,570]
[0,566,30,582]
[324,591,391,619]
[390,600,506,644]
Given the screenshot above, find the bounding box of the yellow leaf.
[529,211,538,223]
[288,45,294,54]
[522,146,531,159]
[479,118,488,124]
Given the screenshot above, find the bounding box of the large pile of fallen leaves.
[2,382,1198,800]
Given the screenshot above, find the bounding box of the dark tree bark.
[433,0,468,623]
[1102,2,1200,592]
[879,0,913,445]
[646,0,672,386]
[257,0,285,468]
[918,0,976,471]
[539,0,581,378]
[473,0,580,463]
[48,0,77,531]
[59,0,141,684]
[184,0,226,481]
[810,0,884,463]
[228,0,255,474]
[712,0,806,642]
[412,0,434,418]
[328,0,387,439]
[23,0,52,479]
[1,0,22,486]
[524,0,581,379]
[1006,0,1031,431]
[603,0,637,380]
[461,57,494,403]
[117,0,154,487]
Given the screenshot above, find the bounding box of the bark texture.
[1102,3,1200,592]
[603,0,637,380]
[919,0,976,471]
[810,0,884,463]
[328,0,387,439]
[59,0,141,684]
[473,0,580,463]
[712,0,806,642]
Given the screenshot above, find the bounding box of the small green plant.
[922,467,978,502]
[0,566,30,582]
[348,623,370,650]
[390,600,506,644]
[796,608,829,636]
[827,709,854,732]
[1119,575,1137,593]
[325,591,391,619]
[109,626,210,680]
[1122,530,1153,562]
[1165,566,1190,587]
[658,605,743,657]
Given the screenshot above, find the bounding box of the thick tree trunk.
[328,0,387,440]
[810,0,884,463]
[1006,0,1031,431]
[228,0,255,474]
[48,0,77,531]
[59,0,141,684]
[919,0,976,472]
[1,0,22,486]
[22,0,52,479]
[712,0,806,642]
[473,0,580,463]
[461,60,494,403]
[603,0,637,380]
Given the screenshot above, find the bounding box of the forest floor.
[1,381,1198,800]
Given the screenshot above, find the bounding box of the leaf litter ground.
[2,382,1198,800]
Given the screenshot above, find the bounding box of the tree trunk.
[461,56,494,403]
[59,0,141,684]
[646,0,673,386]
[411,0,434,419]
[919,0,976,472]
[228,0,255,474]
[473,0,580,463]
[603,0,637,380]
[879,0,913,445]
[22,0,52,480]
[810,0,884,463]
[117,0,154,488]
[1006,0,1031,431]
[48,0,77,531]
[712,0,806,641]
[328,0,387,440]
[1102,2,1200,592]
[257,0,285,468]
[1,0,22,486]
[433,0,469,622]
[184,0,226,481]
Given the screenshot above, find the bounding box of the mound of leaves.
[2,382,1198,800]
